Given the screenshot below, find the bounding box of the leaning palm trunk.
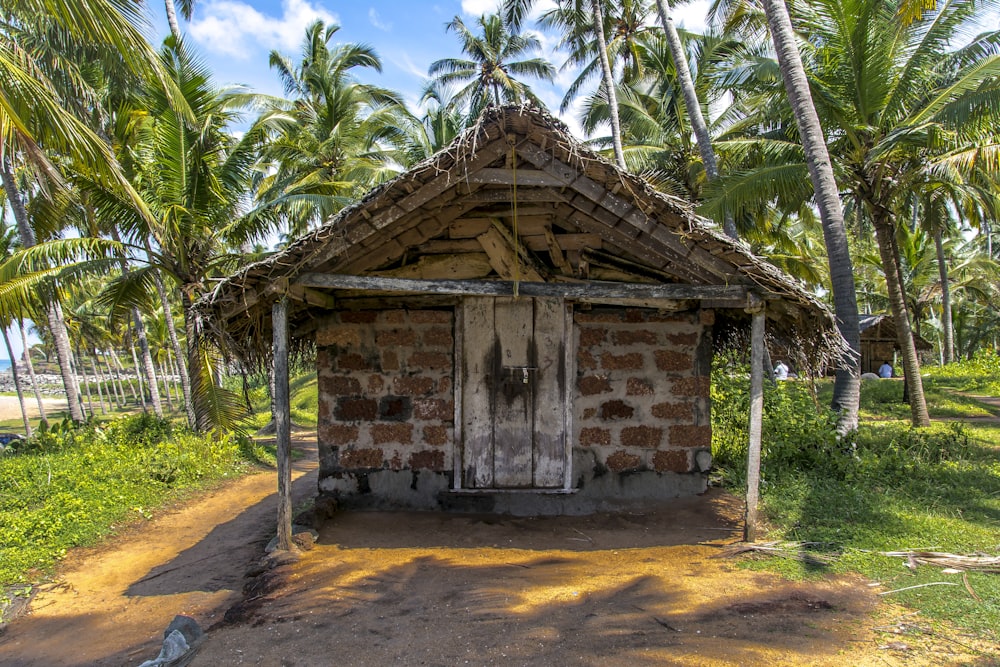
[20,319,48,427]
[104,351,125,407]
[164,0,182,41]
[760,0,861,434]
[934,229,954,364]
[2,324,32,436]
[872,213,930,426]
[589,0,626,169]
[652,0,737,239]
[150,258,195,427]
[112,348,140,405]
[1,158,85,423]
[75,343,96,417]
[90,355,107,415]
[158,359,174,411]
[129,336,148,413]
[132,309,163,417]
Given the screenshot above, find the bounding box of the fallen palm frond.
[881,551,1000,573]
[716,541,836,565]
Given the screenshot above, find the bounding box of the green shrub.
[0,414,260,587]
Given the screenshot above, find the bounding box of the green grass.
[0,414,273,591]
[244,371,318,431]
[712,356,1000,637]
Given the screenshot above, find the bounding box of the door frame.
[452,296,574,491]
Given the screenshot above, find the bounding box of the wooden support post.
[272,296,294,552]
[745,307,766,542]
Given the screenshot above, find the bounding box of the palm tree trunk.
[159,359,174,411]
[652,0,737,239]
[872,212,930,426]
[20,319,48,427]
[2,324,32,436]
[90,355,107,415]
[1,157,85,423]
[149,259,195,427]
[181,292,211,431]
[164,0,182,41]
[760,0,861,434]
[934,228,954,364]
[104,351,125,408]
[589,0,626,170]
[112,348,140,406]
[132,309,163,417]
[75,343,96,418]
[129,336,148,413]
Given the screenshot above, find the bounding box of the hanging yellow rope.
[509,141,520,298]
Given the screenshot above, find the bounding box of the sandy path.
[0,395,68,424]
[0,439,319,667]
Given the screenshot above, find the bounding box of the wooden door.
[460,296,567,489]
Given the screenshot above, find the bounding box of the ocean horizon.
[0,359,10,372]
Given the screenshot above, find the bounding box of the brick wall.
[574,307,712,475]
[316,309,454,482]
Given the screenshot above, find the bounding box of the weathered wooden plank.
[416,239,483,254]
[466,168,564,186]
[294,272,751,301]
[449,218,492,238]
[477,223,546,282]
[745,308,766,542]
[493,297,533,488]
[462,188,568,203]
[562,301,574,490]
[272,297,293,551]
[533,297,565,488]
[543,227,573,276]
[373,253,493,280]
[461,297,495,489]
[453,302,465,490]
[287,285,337,309]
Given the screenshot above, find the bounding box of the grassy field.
[713,352,1000,637]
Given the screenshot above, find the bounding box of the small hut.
[198,106,840,518]
[859,315,933,374]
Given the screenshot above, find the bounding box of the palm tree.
[254,20,410,237]
[428,13,555,122]
[505,0,626,168]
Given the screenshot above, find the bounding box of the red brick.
[578,375,612,396]
[316,326,361,347]
[367,375,385,393]
[438,377,452,394]
[600,399,634,421]
[579,427,611,446]
[700,309,715,325]
[423,424,449,446]
[672,376,710,397]
[613,329,657,345]
[624,309,647,323]
[377,329,417,346]
[340,311,378,323]
[317,348,332,368]
[665,332,698,346]
[601,352,644,370]
[393,375,436,395]
[389,452,404,471]
[414,398,453,421]
[318,398,333,423]
[335,397,377,421]
[606,450,642,472]
[579,328,607,347]
[423,326,454,348]
[409,449,445,470]
[378,395,412,421]
[382,350,399,371]
[320,375,361,395]
[652,449,691,473]
[409,351,452,370]
[575,310,623,323]
[371,422,413,445]
[410,310,452,324]
[577,349,598,370]
[626,377,654,396]
[340,448,383,468]
[321,423,358,446]
[582,407,597,420]
[646,312,693,323]
[669,425,711,448]
[654,350,692,372]
[338,353,370,371]
[621,425,663,448]
[651,402,693,420]
[379,310,406,324]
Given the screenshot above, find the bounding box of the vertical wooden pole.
[272,296,293,551]
[745,307,766,542]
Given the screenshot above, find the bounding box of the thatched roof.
[860,315,933,350]
[197,105,843,364]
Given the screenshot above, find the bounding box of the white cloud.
[671,0,710,32]
[369,7,392,31]
[189,0,338,59]
[460,0,501,17]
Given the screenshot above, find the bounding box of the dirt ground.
[1,437,997,667]
[0,395,69,425]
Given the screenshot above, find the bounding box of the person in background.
[878,360,893,378]
[774,360,789,380]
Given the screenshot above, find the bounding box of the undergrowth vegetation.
[711,351,1000,635]
[0,414,273,589]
